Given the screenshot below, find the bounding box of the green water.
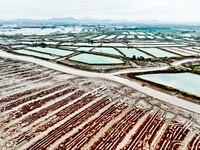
[16,50,57,59]
[27,47,73,56]
[139,48,178,57]
[138,73,200,96]
[70,54,124,64]
[92,47,122,56]
[119,48,152,58]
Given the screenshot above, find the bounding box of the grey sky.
[0,0,199,22]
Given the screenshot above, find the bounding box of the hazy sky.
[0,0,199,22]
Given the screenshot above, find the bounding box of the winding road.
[0,50,200,113]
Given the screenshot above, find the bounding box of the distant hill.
[48,17,78,23]
[0,17,200,26]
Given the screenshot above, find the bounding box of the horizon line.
[0,17,200,24]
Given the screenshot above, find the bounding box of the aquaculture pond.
[77,47,94,51]
[15,50,57,59]
[92,47,122,56]
[74,43,100,46]
[130,44,184,48]
[119,48,152,58]
[139,48,178,57]
[162,47,190,56]
[138,73,200,96]
[0,28,62,35]
[128,42,175,45]
[11,45,27,48]
[102,43,125,47]
[104,35,117,39]
[27,47,73,56]
[59,46,78,50]
[69,53,124,64]
[60,42,74,46]
[20,41,59,45]
[194,47,200,50]
[181,47,200,55]
[92,35,107,40]
[117,35,125,39]
[42,42,60,45]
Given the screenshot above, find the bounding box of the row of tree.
[131,55,145,61]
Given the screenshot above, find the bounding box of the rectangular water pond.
[92,47,122,56]
[92,35,107,40]
[137,73,200,96]
[128,42,175,45]
[27,47,73,56]
[15,50,57,59]
[102,43,125,47]
[77,47,94,51]
[119,48,152,58]
[69,54,124,64]
[184,47,199,51]
[104,35,117,39]
[74,43,100,46]
[11,45,27,48]
[162,47,190,56]
[139,48,178,57]
[117,35,125,39]
[194,47,200,50]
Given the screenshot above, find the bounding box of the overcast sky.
[0,0,199,22]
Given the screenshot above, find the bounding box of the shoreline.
[123,74,200,104]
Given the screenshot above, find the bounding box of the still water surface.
[138,73,200,96]
[70,53,124,64]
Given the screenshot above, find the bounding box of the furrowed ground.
[0,57,199,150]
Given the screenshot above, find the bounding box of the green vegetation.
[131,55,145,61]
[167,67,191,73]
[194,66,200,70]
[193,65,200,74]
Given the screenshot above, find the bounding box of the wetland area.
[0,24,200,150]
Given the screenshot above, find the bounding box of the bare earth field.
[0,56,200,150]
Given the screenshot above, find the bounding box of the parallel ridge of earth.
[0,57,199,150]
